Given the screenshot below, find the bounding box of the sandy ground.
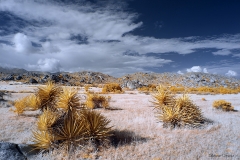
[0,82,240,160]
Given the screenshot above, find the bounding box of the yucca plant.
[13,97,27,115]
[36,81,62,111]
[152,85,176,108]
[80,109,112,144]
[56,88,81,112]
[32,130,54,150]
[153,86,204,128]
[32,88,113,153]
[53,110,86,152]
[37,108,59,131]
[212,99,234,111]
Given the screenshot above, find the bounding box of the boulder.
[29,78,38,84]
[0,142,27,160]
[16,75,23,80]
[4,75,14,81]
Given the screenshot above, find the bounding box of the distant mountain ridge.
[0,67,239,89]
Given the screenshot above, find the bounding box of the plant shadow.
[110,129,148,147]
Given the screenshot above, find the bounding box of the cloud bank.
[0,0,240,77]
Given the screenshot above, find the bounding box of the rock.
[43,75,49,79]
[50,74,60,82]
[16,75,22,80]
[80,77,86,83]
[29,78,38,84]
[0,142,27,160]
[4,75,14,81]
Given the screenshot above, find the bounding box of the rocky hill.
[0,67,239,89]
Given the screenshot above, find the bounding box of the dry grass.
[1,84,240,159]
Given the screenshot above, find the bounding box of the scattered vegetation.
[138,84,157,93]
[153,85,205,128]
[102,83,123,94]
[212,100,235,111]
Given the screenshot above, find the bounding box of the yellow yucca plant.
[174,94,204,127]
[102,83,123,93]
[152,85,175,108]
[56,88,81,111]
[53,111,86,152]
[80,109,112,143]
[32,86,113,152]
[153,86,204,128]
[25,94,40,110]
[37,109,59,131]
[212,99,234,111]
[36,81,62,111]
[32,130,54,150]
[85,93,110,109]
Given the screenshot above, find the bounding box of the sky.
[0,0,239,78]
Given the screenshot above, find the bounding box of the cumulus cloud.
[203,68,208,73]
[177,70,183,75]
[225,70,237,77]
[186,66,209,73]
[27,58,61,73]
[0,0,240,76]
[13,33,36,53]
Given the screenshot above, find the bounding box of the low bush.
[212,99,234,111]
[102,83,123,94]
[85,93,110,109]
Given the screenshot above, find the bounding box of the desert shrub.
[138,84,157,93]
[212,100,234,111]
[153,85,204,128]
[102,83,123,94]
[12,81,62,114]
[202,98,206,101]
[32,88,112,153]
[84,84,92,92]
[85,93,110,109]
[13,94,40,115]
[0,90,6,101]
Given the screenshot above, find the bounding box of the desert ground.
[0,81,240,160]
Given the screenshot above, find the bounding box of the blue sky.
[0,0,239,78]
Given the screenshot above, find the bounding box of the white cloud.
[212,49,231,56]
[0,0,240,76]
[13,33,36,53]
[225,70,237,77]
[186,66,202,72]
[177,70,184,75]
[203,68,208,73]
[27,58,61,73]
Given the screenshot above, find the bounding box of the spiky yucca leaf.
[174,94,204,127]
[32,130,54,150]
[25,94,40,110]
[53,111,86,151]
[36,81,62,111]
[37,109,59,131]
[157,105,180,128]
[56,88,81,111]
[81,109,112,143]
